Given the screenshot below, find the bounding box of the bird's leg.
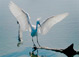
[17,25,23,47]
[32,38,36,47]
[36,36,41,47]
[32,38,37,53]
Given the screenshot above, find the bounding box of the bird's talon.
[33,46,37,50]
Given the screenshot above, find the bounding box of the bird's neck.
[36,23,38,31]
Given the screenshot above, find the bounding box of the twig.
[33,43,79,57]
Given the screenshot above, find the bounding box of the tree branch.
[37,47,63,53]
[33,44,79,57]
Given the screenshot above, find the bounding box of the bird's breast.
[31,29,37,37]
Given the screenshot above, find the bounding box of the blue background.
[0,0,79,57]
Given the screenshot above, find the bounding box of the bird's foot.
[32,44,37,50]
[32,46,37,53]
[33,46,37,50]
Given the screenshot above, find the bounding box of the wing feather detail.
[9,1,31,45]
[9,1,31,31]
[39,13,69,35]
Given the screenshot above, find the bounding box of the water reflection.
[29,47,47,57]
[1,47,55,57]
[30,44,79,57]
[29,52,39,57]
[29,52,47,57]
[1,44,79,57]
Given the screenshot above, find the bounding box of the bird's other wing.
[39,13,69,35]
[9,1,31,45]
[9,1,31,32]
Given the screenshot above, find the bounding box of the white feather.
[9,1,69,46]
[9,1,31,31]
[39,13,69,35]
[9,1,32,44]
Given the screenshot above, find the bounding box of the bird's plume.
[37,17,41,21]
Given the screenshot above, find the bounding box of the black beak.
[39,23,41,27]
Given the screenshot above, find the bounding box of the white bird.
[9,1,69,47]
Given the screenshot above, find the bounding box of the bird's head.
[37,20,41,26]
[37,18,41,26]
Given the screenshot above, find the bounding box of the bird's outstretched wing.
[9,1,31,44]
[9,1,31,31]
[39,13,69,35]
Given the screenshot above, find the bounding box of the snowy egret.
[9,1,69,47]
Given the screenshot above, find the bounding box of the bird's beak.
[39,23,41,27]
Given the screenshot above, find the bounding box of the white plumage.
[40,13,68,34]
[9,1,31,31]
[9,1,69,47]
